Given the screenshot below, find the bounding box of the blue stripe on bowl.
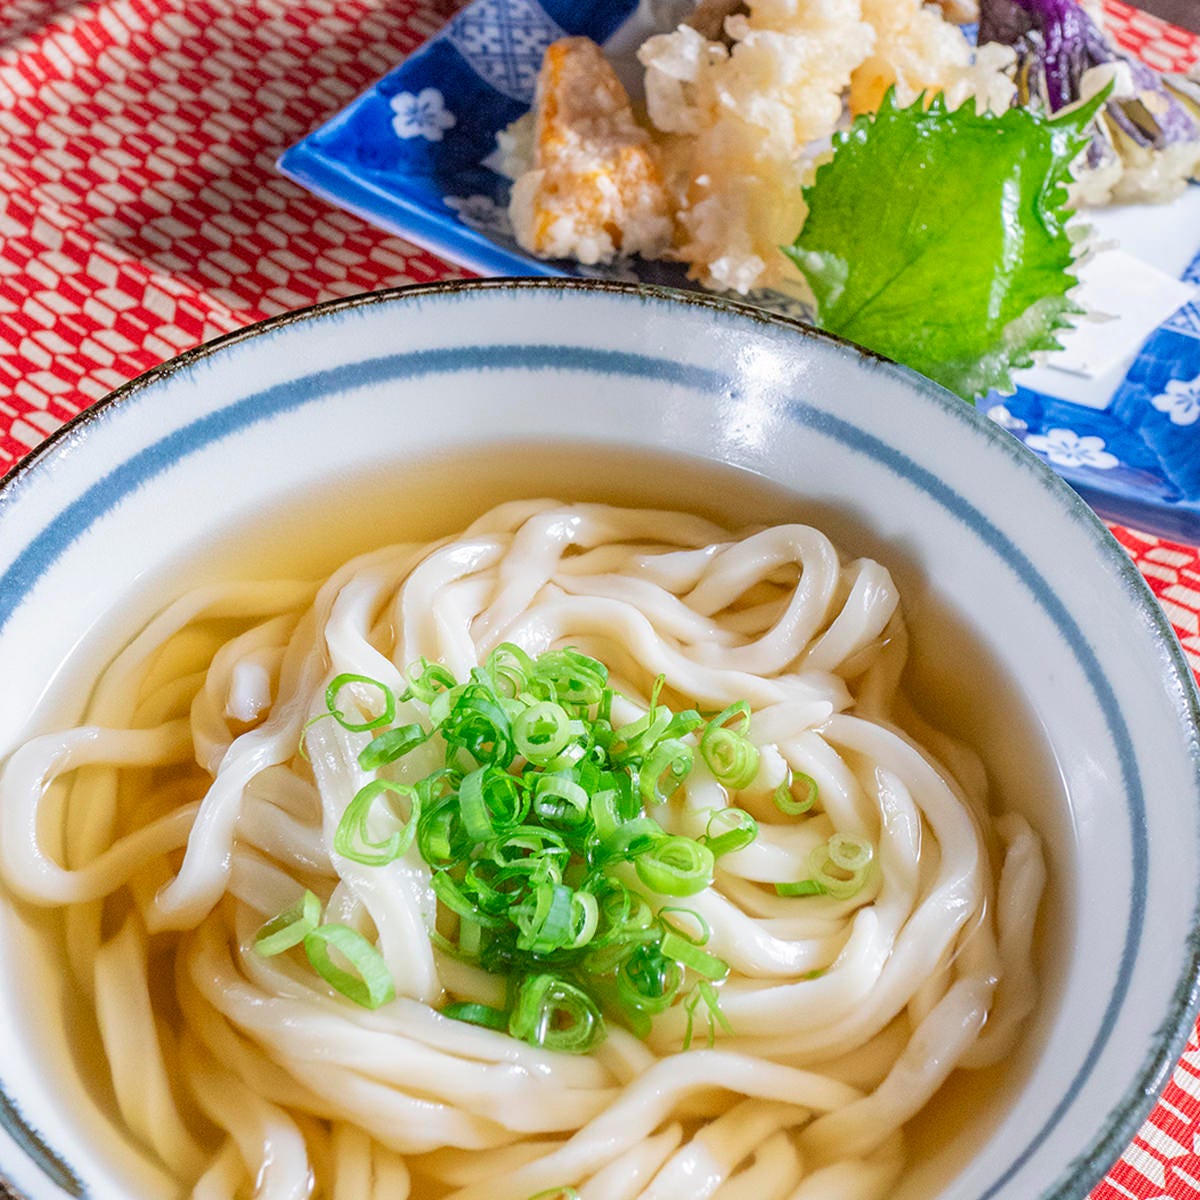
[0,1088,81,1198]
[0,327,1169,1200]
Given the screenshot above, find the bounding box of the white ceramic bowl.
[0,280,1197,1200]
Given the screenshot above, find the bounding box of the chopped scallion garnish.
[659,929,729,981]
[681,979,734,1051]
[324,673,397,732]
[253,889,321,956]
[255,893,397,1010]
[333,779,421,867]
[304,923,396,1009]
[634,835,714,897]
[308,649,774,1052]
[442,1001,509,1031]
[774,771,818,815]
[775,833,875,900]
[509,974,604,1054]
[358,722,427,771]
[702,807,758,858]
[700,702,760,789]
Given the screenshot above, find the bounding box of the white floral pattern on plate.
[1025,428,1119,470]
[390,88,456,141]
[1150,375,1200,427]
[445,194,513,237]
[987,404,1029,433]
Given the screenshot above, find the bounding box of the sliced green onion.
[700,702,759,789]
[388,648,766,1055]
[566,889,600,949]
[587,879,650,951]
[303,925,395,1009]
[509,974,604,1054]
[828,832,873,872]
[440,684,514,767]
[775,834,874,900]
[617,943,682,1015]
[461,861,519,919]
[635,835,714,897]
[486,642,535,698]
[407,658,458,705]
[358,723,427,771]
[428,682,466,730]
[662,709,703,740]
[699,980,734,1035]
[709,700,751,736]
[491,825,570,870]
[659,929,729,981]
[774,771,818,815]
[775,879,827,897]
[514,701,573,765]
[514,881,575,954]
[333,779,421,866]
[612,704,672,760]
[417,794,471,868]
[658,906,711,946]
[702,807,758,858]
[431,872,506,928]
[443,1001,509,1031]
[532,772,590,826]
[459,916,484,957]
[639,738,693,805]
[325,673,396,732]
[530,649,608,709]
[254,890,322,956]
[589,788,623,845]
[682,979,734,1050]
[297,711,333,761]
[808,835,873,899]
[599,816,664,861]
[459,766,526,842]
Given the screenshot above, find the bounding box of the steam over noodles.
[0,499,1045,1200]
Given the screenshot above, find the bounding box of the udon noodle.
[0,499,1044,1200]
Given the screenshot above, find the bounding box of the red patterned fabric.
[0,0,1198,1195]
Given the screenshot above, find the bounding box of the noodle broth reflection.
[1,444,1066,1200]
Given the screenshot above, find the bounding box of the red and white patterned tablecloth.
[1,0,1199,1195]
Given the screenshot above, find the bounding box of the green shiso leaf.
[783,87,1108,402]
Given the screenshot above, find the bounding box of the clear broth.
[31,440,1071,1199]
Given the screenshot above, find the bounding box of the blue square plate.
[277,0,1200,543]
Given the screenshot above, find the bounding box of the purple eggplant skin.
[979,0,1110,109]
[979,0,1199,149]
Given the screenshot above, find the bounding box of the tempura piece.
[979,0,1200,205]
[639,0,874,292]
[850,0,976,112]
[508,37,673,266]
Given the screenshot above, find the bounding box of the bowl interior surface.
[0,280,1197,1200]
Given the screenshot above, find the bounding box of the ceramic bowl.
[0,279,1197,1200]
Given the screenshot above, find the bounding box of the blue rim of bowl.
[0,277,1197,1200]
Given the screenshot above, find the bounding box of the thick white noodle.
[0,502,1046,1199]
